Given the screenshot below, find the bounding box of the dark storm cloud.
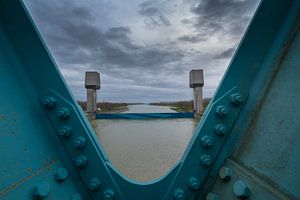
[24,0,260,102]
[191,0,260,36]
[26,0,183,72]
[138,0,171,27]
[213,47,236,59]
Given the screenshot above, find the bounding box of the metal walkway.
[0,0,299,199]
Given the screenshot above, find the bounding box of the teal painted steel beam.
[0,0,300,199]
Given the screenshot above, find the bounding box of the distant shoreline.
[77,98,211,113]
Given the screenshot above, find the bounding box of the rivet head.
[233,180,251,198]
[188,177,200,190]
[54,167,69,182]
[174,188,185,200]
[201,136,214,148]
[58,126,72,138]
[57,107,70,120]
[103,189,115,200]
[41,97,56,109]
[214,124,227,136]
[206,193,219,200]
[74,156,88,169]
[230,93,244,106]
[219,166,232,181]
[71,193,82,200]
[32,181,50,199]
[89,177,101,191]
[73,137,86,149]
[200,154,212,167]
[215,106,228,118]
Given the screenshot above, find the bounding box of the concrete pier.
[85,71,100,120]
[189,69,204,116]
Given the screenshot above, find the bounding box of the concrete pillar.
[189,69,204,116]
[85,71,100,120]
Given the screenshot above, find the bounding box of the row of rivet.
[199,93,243,167]
[204,93,249,200]
[206,166,251,199]
[173,93,244,200]
[40,96,115,199]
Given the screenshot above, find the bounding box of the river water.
[91,104,198,182]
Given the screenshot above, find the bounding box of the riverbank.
[77,101,129,113]
[149,98,211,113]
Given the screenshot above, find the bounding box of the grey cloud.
[24,0,259,102]
[213,47,236,59]
[191,0,260,36]
[138,0,171,27]
[177,34,207,43]
[26,0,183,70]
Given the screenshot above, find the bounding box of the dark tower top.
[85,71,100,89]
[189,69,204,88]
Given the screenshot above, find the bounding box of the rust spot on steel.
[0,160,57,198]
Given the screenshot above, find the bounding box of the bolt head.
[218,166,232,181]
[214,124,227,136]
[58,126,72,138]
[89,177,101,191]
[54,167,69,182]
[32,181,50,199]
[73,137,86,149]
[233,180,251,198]
[41,97,56,109]
[206,193,219,200]
[215,106,228,118]
[188,177,200,190]
[74,156,88,168]
[201,136,214,148]
[103,189,115,200]
[174,188,185,200]
[200,154,212,167]
[230,93,244,106]
[57,107,70,120]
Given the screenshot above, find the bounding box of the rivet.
[215,106,228,118]
[174,188,185,200]
[201,136,214,148]
[73,137,86,149]
[41,96,56,109]
[32,181,50,199]
[89,177,101,191]
[219,166,232,181]
[74,156,88,169]
[57,107,70,120]
[230,93,244,106]
[71,193,82,200]
[200,154,212,167]
[58,126,72,138]
[206,193,219,200]
[54,167,69,182]
[188,177,200,190]
[233,180,251,198]
[103,189,115,200]
[214,124,227,136]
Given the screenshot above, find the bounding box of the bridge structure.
[0,0,300,200]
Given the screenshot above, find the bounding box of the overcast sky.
[24,0,260,103]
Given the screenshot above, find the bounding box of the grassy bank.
[149,98,211,113]
[77,101,128,113]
